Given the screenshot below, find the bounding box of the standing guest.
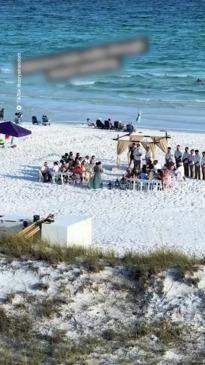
[133,143,143,172]
[145,145,152,164]
[194,150,201,180]
[68,151,74,160]
[75,152,80,162]
[62,153,69,163]
[201,151,205,180]
[0,108,4,120]
[128,142,136,167]
[90,155,96,167]
[182,147,190,177]
[41,162,52,182]
[52,161,59,174]
[88,162,103,189]
[174,145,182,168]
[81,160,90,182]
[188,149,195,178]
[88,155,96,173]
[84,155,90,166]
[165,147,174,166]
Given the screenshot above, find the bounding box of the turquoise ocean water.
[0,0,205,131]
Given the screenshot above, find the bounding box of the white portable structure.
[41,214,92,247]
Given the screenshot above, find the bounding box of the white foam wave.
[0,67,12,74]
[70,80,96,86]
[4,80,14,84]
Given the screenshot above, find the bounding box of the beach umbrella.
[0,121,31,137]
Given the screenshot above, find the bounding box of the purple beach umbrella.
[0,121,31,137]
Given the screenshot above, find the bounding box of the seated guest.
[115,179,120,188]
[120,176,127,190]
[41,162,52,183]
[131,169,138,180]
[167,161,175,173]
[140,165,148,180]
[147,160,154,170]
[126,123,135,134]
[153,160,161,171]
[162,168,172,188]
[73,159,80,168]
[59,160,67,173]
[118,121,124,130]
[68,159,75,170]
[104,118,112,129]
[73,161,83,175]
[124,167,132,179]
[96,118,104,129]
[156,169,164,180]
[175,162,185,181]
[148,170,154,180]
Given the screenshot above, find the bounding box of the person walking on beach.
[194,150,201,180]
[189,149,195,178]
[174,145,182,168]
[201,151,205,180]
[182,147,190,177]
[165,147,174,166]
[133,143,143,172]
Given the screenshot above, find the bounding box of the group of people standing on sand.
[121,143,177,188]
[113,141,205,190]
[165,145,205,180]
[40,152,104,188]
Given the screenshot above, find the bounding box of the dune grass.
[0,234,203,364]
[0,233,202,274]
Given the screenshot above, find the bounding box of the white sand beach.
[0,124,205,255]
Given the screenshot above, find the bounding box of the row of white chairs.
[39,170,87,186]
[129,179,163,191]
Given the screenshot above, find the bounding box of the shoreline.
[29,121,205,135]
